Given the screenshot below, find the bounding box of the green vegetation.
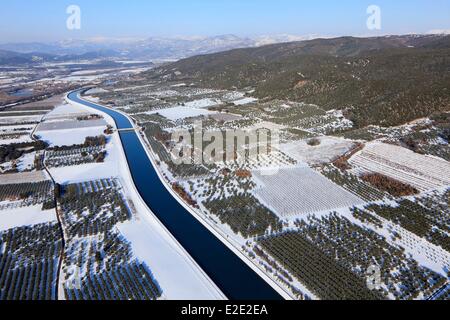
[320,165,387,201]
[48,135,107,152]
[259,213,446,300]
[0,223,62,300]
[0,181,54,210]
[59,179,162,300]
[204,194,282,238]
[149,35,450,128]
[0,140,47,163]
[59,179,131,238]
[365,199,449,251]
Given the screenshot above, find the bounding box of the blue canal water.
[67,90,283,300]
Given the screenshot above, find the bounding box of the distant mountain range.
[0,34,322,64]
[0,48,128,65]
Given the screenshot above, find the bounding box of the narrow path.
[31,112,66,301]
[427,282,449,300]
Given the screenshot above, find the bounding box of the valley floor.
[84,80,449,300]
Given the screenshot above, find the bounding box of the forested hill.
[147,35,450,127]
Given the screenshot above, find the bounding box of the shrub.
[361,173,419,197]
[307,138,321,146]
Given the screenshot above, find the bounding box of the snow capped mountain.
[2,33,447,64]
[0,34,304,60]
[253,34,324,46]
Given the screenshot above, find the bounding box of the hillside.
[0,49,125,66]
[0,50,54,65]
[147,35,450,127]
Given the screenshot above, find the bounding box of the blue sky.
[1,0,449,42]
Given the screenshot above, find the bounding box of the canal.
[67,90,284,300]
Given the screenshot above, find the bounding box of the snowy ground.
[37,119,107,131]
[0,171,48,184]
[184,98,222,109]
[233,97,258,105]
[118,219,224,300]
[37,127,107,147]
[280,136,355,165]
[48,142,120,184]
[0,135,33,145]
[0,115,42,125]
[253,167,364,218]
[0,205,56,232]
[35,104,108,147]
[334,206,450,278]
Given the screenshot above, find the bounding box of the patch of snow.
[253,167,364,217]
[0,205,56,232]
[280,137,355,165]
[36,127,106,147]
[119,219,224,300]
[233,97,258,105]
[149,106,217,121]
[184,98,222,109]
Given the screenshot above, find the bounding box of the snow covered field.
[148,106,217,121]
[0,115,42,125]
[253,167,364,217]
[35,104,108,146]
[43,103,91,119]
[37,119,107,131]
[184,98,222,109]
[0,135,33,145]
[48,143,120,184]
[280,137,355,165]
[118,219,224,300]
[349,142,450,191]
[0,205,56,232]
[36,126,106,147]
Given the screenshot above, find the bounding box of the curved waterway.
[67,90,284,300]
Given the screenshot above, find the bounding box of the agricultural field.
[0,123,34,145]
[348,142,450,192]
[226,100,354,135]
[203,193,283,239]
[0,109,48,174]
[253,167,364,217]
[0,223,63,300]
[89,82,246,116]
[340,113,450,162]
[45,146,107,168]
[257,212,446,300]
[362,196,449,253]
[0,179,54,212]
[59,179,163,300]
[279,136,356,166]
[34,103,109,148]
[88,80,450,300]
[319,165,388,202]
